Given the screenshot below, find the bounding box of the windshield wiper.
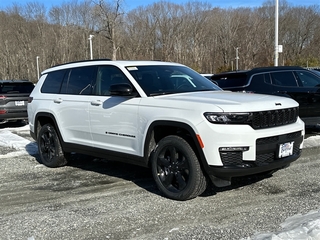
[149,91,176,96]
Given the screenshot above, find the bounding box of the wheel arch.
[144,120,209,170]
[33,112,64,145]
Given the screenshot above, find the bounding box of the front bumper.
[205,130,303,180]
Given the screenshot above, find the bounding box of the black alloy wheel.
[38,123,68,168]
[151,135,207,201]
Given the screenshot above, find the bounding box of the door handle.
[91,100,102,106]
[54,98,63,103]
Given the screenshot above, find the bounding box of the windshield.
[126,65,220,96]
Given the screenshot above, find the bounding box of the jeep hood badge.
[275,103,282,106]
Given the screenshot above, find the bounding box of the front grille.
[254,145,301,166]
[220,146,301,166]
[251,107,298,129]
[256,131,301,145]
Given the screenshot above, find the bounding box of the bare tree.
[0,0,320,81]
[92,0,124,60]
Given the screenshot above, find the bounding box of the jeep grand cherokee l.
[211,66,320,127]
[0,80,34,124]
[27,60,304,200]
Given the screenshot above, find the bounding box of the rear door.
[53,66,96,146]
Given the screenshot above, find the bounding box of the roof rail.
[51,58,112,68]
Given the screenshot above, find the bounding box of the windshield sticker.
[127,66,138,71]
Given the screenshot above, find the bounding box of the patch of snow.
[244,210,320,240]
[303,135,320,148]
[0,128,38,157]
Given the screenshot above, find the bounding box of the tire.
[151,135,207,200]
[37,123,68,168]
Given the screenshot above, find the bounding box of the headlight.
[204,112,251,124]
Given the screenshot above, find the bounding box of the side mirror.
[109,83,133,96]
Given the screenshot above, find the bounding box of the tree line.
[0,0,319,82]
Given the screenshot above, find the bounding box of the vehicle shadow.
[32,152,161,195]
[201,172,273,197]
[32,151,276,199]
[0,120,27,129]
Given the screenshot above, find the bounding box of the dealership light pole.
[36,56,40,80]
[274,0,279,66]
[89,34,94,60]
[235,47,240,70]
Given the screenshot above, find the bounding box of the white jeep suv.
[28,60,305,200]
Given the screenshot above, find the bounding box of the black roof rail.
[250,66,303,72]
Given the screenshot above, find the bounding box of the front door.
[88,65,141,156]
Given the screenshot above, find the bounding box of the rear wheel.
[151,135,207,200]
[37,123,68,168]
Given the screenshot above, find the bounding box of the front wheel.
[151,135,207,200]
[37,123,68,168]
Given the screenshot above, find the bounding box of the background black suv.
[211,66,320,127]
[0,80,34,124]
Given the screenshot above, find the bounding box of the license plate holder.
[15,101,24,106]
[278,141,294,158]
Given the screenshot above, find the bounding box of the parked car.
[28,60,304,200]
[0,80,34,124]
[211,66,320,127]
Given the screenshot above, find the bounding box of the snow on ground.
[243,210,320,240]
[0,124,37,158]
[303,135,320,149]
[1,125,320,239]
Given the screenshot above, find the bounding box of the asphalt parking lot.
[1,122,320,239]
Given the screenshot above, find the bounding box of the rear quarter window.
[247,73,273,92]
[41,70,67,94]
[212,73,248,89]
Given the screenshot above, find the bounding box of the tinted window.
[0,82,34,94]
[250,74,264,85]
[270,71,298,86]
[94,65,132,96]
[41,70,66,94]
[295,70,320,87]
[212,73,248,88]
[246,73,273,92]
[61,66,96,95]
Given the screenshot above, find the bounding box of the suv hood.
[152,91,298,112]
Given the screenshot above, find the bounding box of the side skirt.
[62,142,148,168]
